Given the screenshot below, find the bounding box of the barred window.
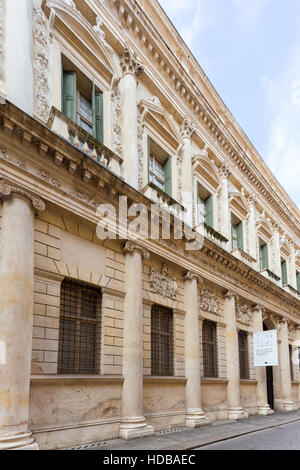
[238,330,249,380]
[289,345,294,382]
[58,279,101,374]
[151,305,174,376]
[202,320,218,378]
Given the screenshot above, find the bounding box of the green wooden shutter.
[164,156,172,197]
[281,260,288,285]
[231,213,234,250]
[62,71,77,123]
[205,195,213,228]
[147,136,151,183]
[296,272,300,293]
[236,221,244,251]
[260,244,269,270]
[93,83,103,143]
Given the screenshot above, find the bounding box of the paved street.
[198,420,300,450]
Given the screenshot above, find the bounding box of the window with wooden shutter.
[297,272,300,294]
[58,280,101,374]
[259,241,269,270]
[151,305,174,376]
[197,184,213,227]
[281,260,288,286]
[202,320,218,378]
[238,330,249,380]
[205,195,213,228]
[63,71,77,123]
[148,136,172,196]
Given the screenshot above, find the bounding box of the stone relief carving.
[32,3,51,123]
[149,264,178,299]
[93,15,113,53]
[200,289,220,315]
[137,106,144,191]
[236,303,253,325]
[111,85,122,156]
[0,147,27,169]
[40,169,61,188]
[288,321,296,341]
[0,0,5,95]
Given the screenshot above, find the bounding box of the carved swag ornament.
[149,264,177,300]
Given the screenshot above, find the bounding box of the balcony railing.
[231,248,256,269]
[47,107,123,176]
[195,223,228,249]
[142,182,185,218]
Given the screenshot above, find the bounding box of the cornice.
[107,0,300,238]
[0,100,299,317]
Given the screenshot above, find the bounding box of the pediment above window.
[228,189,249,220]
[46,0,118,84]
[192,151,220,192]
[256,211,273,241]
[138,98,181,152]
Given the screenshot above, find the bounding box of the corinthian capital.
[180,118,195,140]
[120,44,144,78]
[0,178,45,211]
[219,161,231,178]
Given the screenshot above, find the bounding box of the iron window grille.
[151,304,174,376]
[58,279,101,375]
[238,330,249,380]
[202,320,218,378]
[289,345,294,382]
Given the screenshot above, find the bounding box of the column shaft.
[184,274,209,427]
[120,244,154,439]
[0,196,38,449]
[224,292,247,419]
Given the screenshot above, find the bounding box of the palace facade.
[0,0,300,450]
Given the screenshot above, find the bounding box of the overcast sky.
[159,0,300,209]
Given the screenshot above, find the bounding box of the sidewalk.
[69,409,300,451]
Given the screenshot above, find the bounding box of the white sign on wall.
[253,330,278,367]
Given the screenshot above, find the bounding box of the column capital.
[224,289,239,301]
[0,178,45,211]
[219,161,231,179]
[184,271,203,284]
[252,304,266,314]
[123,240,150,259]
[180,118,195,140]
[120,44,144,78]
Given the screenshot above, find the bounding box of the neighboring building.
[0,0,300,450]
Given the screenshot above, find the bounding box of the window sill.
[201,377,228,385]
[30,375,124,386]
[143,376,187,384]
[240,379,257,385]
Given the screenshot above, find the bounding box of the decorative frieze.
[111,84,122,156]
[32,3,51,123]
[149,264,178,299]
[235,303,253,325]
[137,106,144,191]
[200,289,220,315]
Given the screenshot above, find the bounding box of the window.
[197,184,213,228]
[281,260,288,286]
[62,55,103,142]
[238,330,249,380]
[289,345,294,382]
[231,213,243,251]
[151,305,174,376]
[58,280,101,374]
[202,320,218,377]
[296,271,300,294]
[259,239,269,270]
[148,137,172,197]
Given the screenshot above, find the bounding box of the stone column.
[119,45,143,189]
[271,224,281,279]
[252,305,274,415]
[224,290,247,419]
[219,162,231,247]
[0,181,45,450]
[247,195,257,262]
[180,119,194,228]
[277,318,296,411]
[184,272,210,427]
[119,241,154,440]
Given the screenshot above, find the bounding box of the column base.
[0,432,39,450]
[119,416,154,440]
[186,409,211,428]
[228,407,248,420]
[257,405,275,416]
[281,400,297,412]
